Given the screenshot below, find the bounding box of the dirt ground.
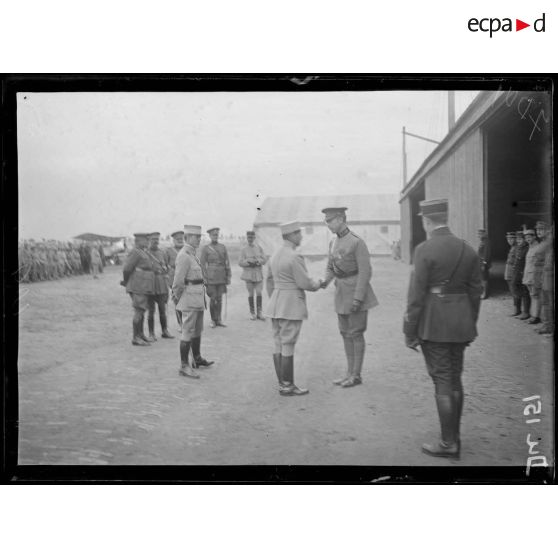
[16,256,554,468]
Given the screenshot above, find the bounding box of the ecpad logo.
[468,13,546,37]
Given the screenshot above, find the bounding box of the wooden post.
[402,126,407,189]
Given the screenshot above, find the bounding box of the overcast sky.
[17,90,477,239]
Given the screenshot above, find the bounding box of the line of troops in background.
[18,241,107,282]
[503,221,554,335]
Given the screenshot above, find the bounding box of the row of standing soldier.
[504,222,553,335]
[18,241,104,282]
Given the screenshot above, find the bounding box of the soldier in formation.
[511,231,531,320]
[18,240,86,282]
[238,230,267,320]
[200,227,231,328]
[504,231,520,315]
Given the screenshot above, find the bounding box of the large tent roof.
[254,193,400,226]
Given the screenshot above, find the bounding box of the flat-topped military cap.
[524,229,536,236]
[280,221,302,235]
[207,227,220,234]
[184,225,202,235]
[246,230,256,236]
[515,230,525,237]
[148,231,160,237]
[505,231,516,237]
[133,232,150,238]
[535,220,548,228]
[322,206,348,217]
[171,230,185,238]
[417,198,448,216]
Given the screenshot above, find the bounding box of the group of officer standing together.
[504,221,554,335]
[121,208,379,396]
[121,199,542,461]
[121,227,269,376]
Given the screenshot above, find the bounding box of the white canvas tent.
[254,194,400,256]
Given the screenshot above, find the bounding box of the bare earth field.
[16,257,554,469]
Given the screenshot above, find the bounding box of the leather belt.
[185,279,204,285]
[430,286,467,294]
[333,269,358,279]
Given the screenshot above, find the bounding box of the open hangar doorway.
[483,90,553,291]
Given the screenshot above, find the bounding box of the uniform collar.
[184,243,196,254]
[431,226,451,237]
[337,226,350,238]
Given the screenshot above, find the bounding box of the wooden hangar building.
[399,88,553,266]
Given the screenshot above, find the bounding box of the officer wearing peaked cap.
[265,221,323,396]
[239,230,268,320]
[172,225,214,379]
[165,230,185,330]
[404,199,483,459]
[145,232,174,341]
[121,233,156,346]
[321,207,379,388]
[200,227,231,327]
[504,232,520,316]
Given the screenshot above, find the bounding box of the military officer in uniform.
[321,207,379,388]
[172,225,214,379]
[239,230,267,320]
[504,231,520,316]
[512,231,531,320]
[121,233,156,346]
[200,227,231,328]
[404,199,483,459]
[265,221,322,396]
[165,230,185,329]
[146,232,174,341]
[477,229,491,299]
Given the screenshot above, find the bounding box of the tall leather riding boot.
[147,314,157,341]
[132,315,148,346]
[452,389,464,447]
[334,337,354,385]
[248,296,256,319]
[510,297,521,316]
[160,310,174,339]
[209,298,217,323]
[352,335,365,378]
[134,310,151,343]
[191,336,214,368]
[256,295,265,320]
[279,355,308,396]
[273,353,283,385]
[216,296,222,323]
[518,291,531,319]
[435,394,457,445]
[179,340,199,378]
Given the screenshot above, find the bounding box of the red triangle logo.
[516,19,530,31]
